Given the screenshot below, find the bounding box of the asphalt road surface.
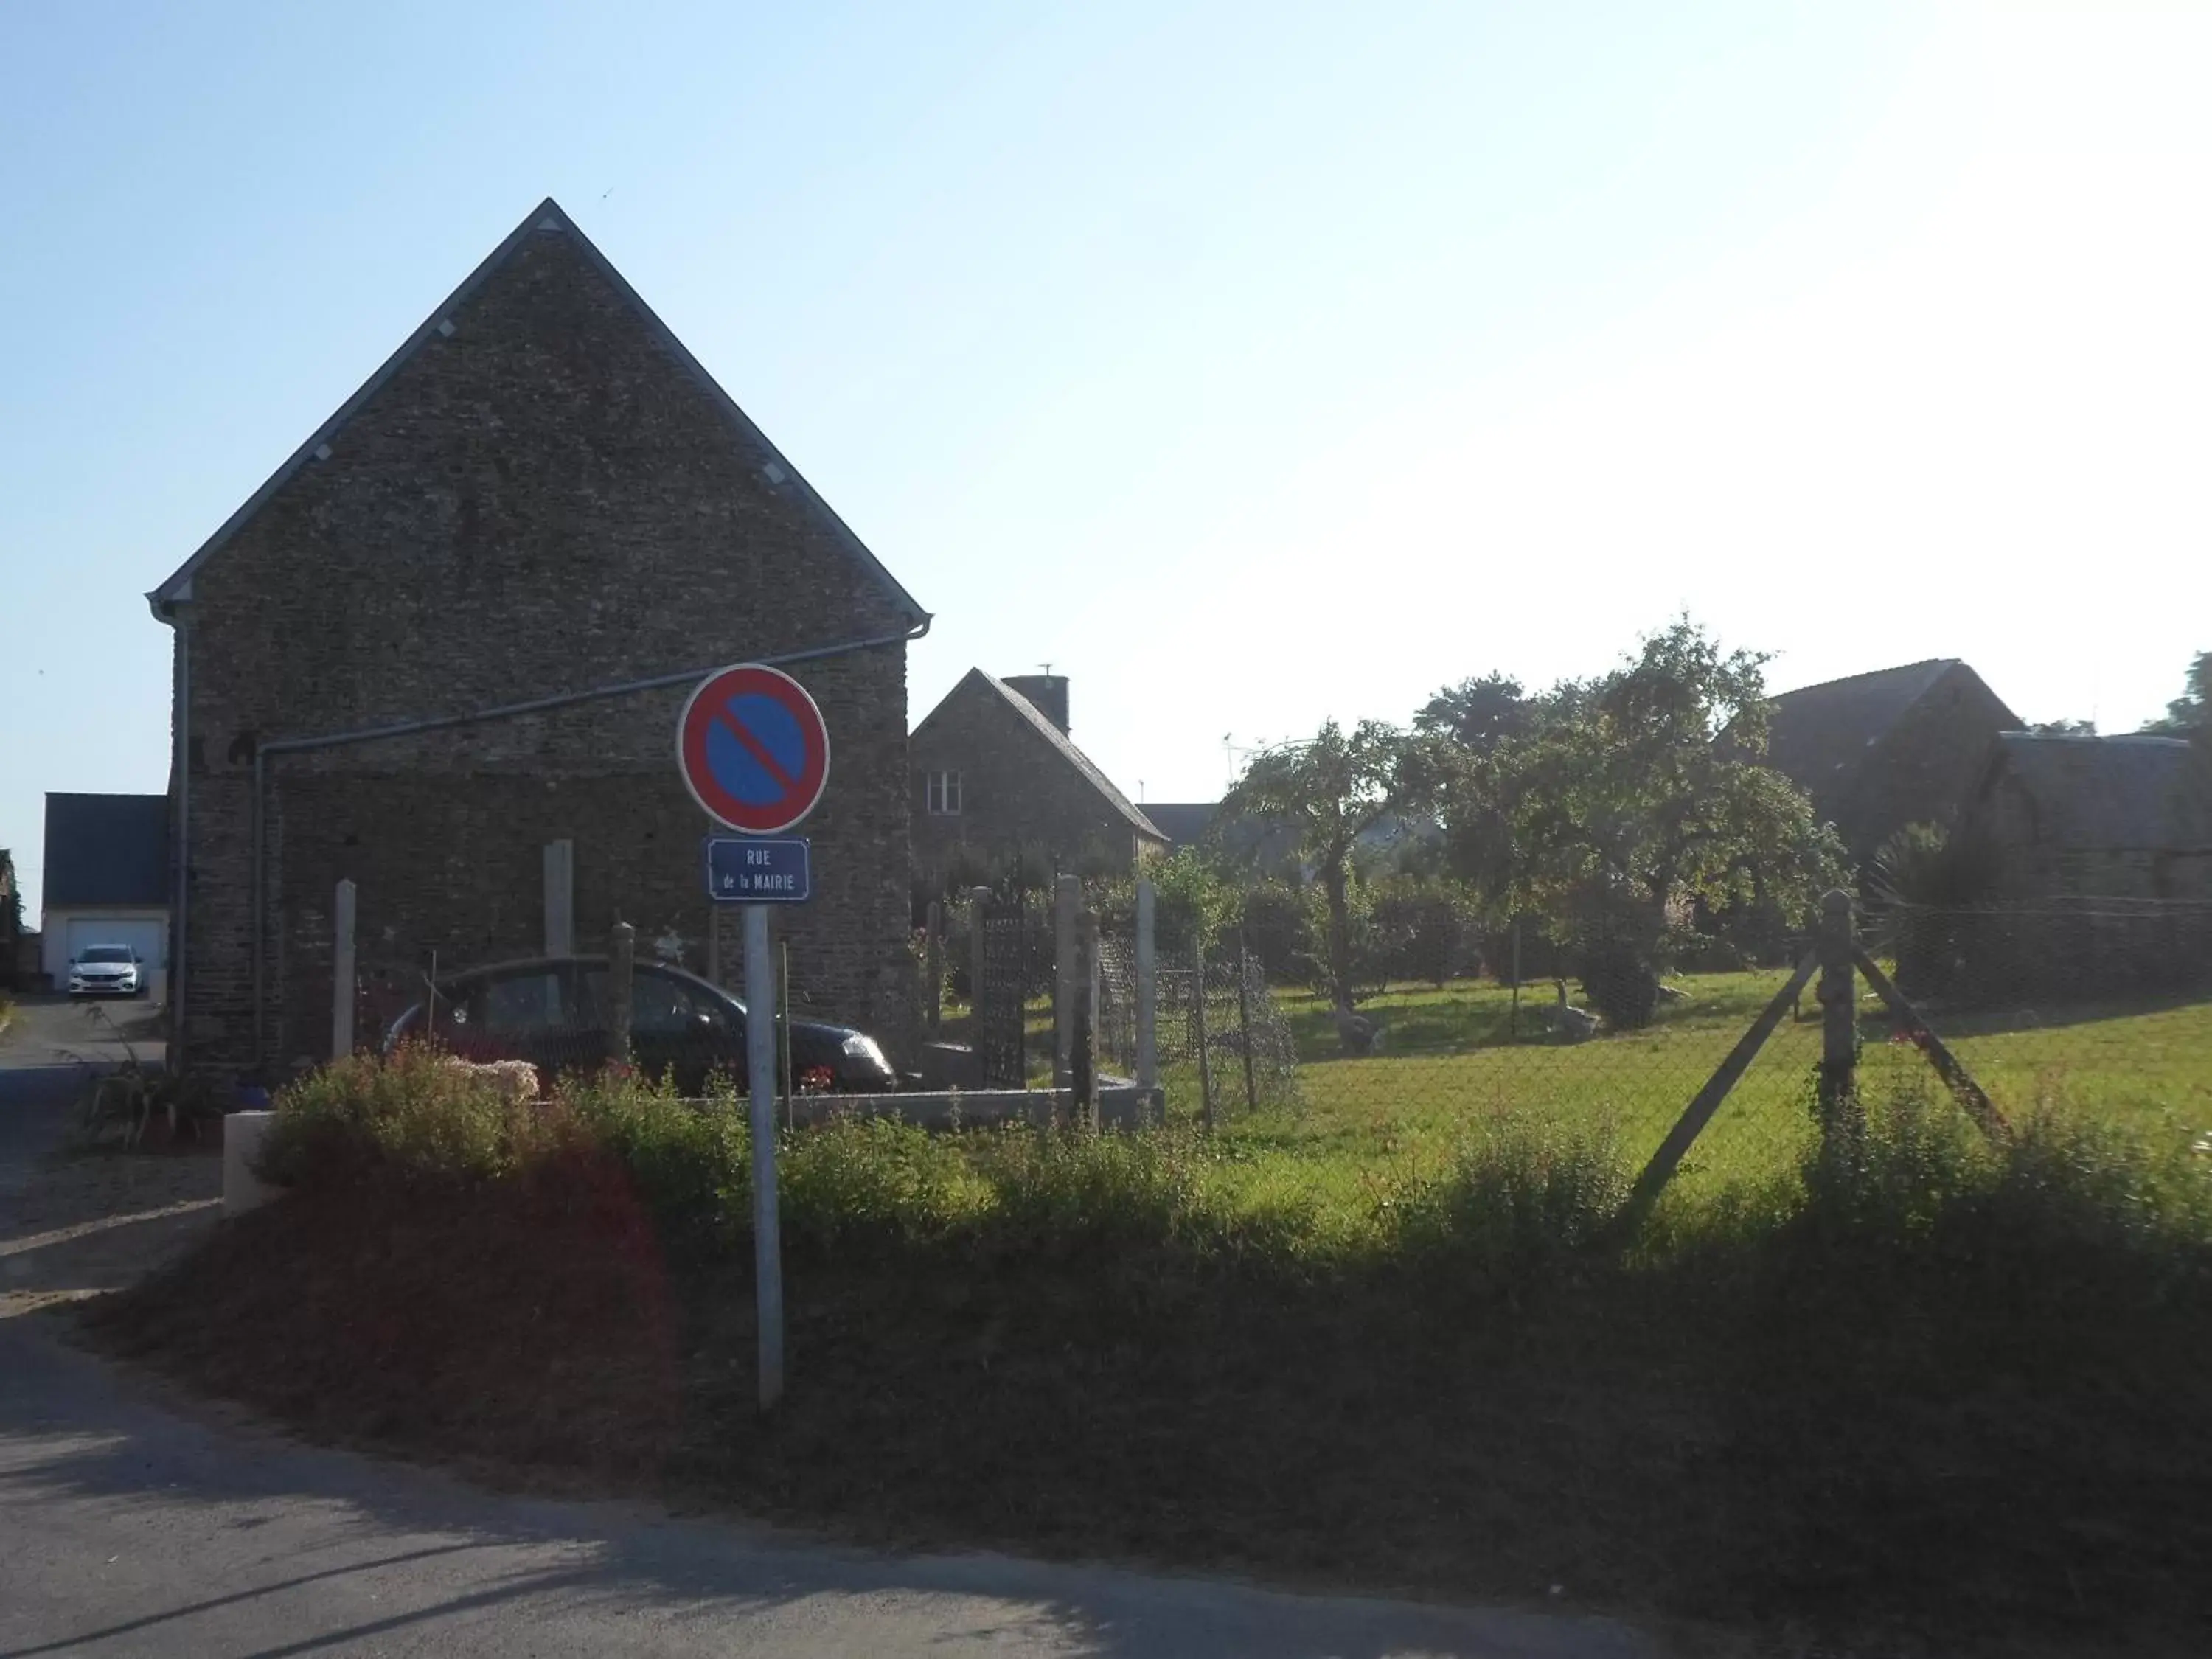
[0,1001,1654,1659]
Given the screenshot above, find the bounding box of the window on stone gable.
[926,769,963,815]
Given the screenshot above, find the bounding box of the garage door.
[63,917,167,972]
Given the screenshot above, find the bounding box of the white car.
[68,945,145,998]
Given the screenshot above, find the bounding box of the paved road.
[0,1003,1655,1659]
[1,998,220,1318]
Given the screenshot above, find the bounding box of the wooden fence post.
[1192,939,1216,1132]
[1135,877,1158,1119]
[1509,917,1522,1038]
[1815,887,1862,1167]
[608,920,634,1068]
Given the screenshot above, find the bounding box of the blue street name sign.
[705,837,812,904]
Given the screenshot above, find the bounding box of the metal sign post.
[743,903,782,1408]
[678,662,831,1415]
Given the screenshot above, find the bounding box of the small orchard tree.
[1094,849,1239,961]
[1476,619,1848,1023]
[1214,720,1437,1009]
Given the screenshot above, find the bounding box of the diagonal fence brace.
[1615,950,1820,1239]
[1852,948,2011,1143]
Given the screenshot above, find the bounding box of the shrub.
[558,1071,750,1244]
[780,1115,985,1249]
[1361,876,1484,987]
[259,1046,550,1189]
[975,1127,1220,1256]
[1395,1116,1630,1278]
[1790,1071,2212,1300]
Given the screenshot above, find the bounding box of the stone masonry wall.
[171,218,917,1075]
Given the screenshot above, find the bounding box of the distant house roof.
[1766,659,1975,788]
[1141,803,1220,849]
[920,670,1163,842]
[1981,734,2212,851]
[42,794,170,909]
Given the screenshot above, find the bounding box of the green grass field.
[1150,970,2212,1226]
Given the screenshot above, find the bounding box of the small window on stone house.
[926,770,962,815]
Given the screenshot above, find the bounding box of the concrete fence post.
[330,878,356,1061]
[1135,877,1158,1116]
[608,920,634,1068]
[543,839,575,956]
[1074,908,1101,1129]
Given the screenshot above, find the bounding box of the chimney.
[1004,674,1070,735]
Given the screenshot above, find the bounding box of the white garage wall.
[42,909,170,998]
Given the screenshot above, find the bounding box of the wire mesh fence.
[1096,934,1302,1119]
[1080,896,2212,1210]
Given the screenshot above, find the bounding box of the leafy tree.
[2030,718,2097,736]
[1414,672,1531,752]
[1093,850,1239,961]
[1214,720,1437,1009]
[2140,649,2210,737]
[1463,620,1847,1022]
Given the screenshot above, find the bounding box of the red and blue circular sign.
[676,664,831,835]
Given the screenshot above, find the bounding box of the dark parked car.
[383,956,897,1095]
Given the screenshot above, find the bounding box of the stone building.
[147,199,929,1076]
[1965,733,2212,900]
[910,670,1164,887]
[1764,659,2022,863]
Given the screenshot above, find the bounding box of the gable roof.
[1765,659,1969,790]
[147,198,925,627]
[43,794,170,909]
[919,670,1163,841]
[1983,733,2212,851]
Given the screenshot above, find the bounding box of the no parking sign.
[675,663,830,835]
[674,660,830,1413]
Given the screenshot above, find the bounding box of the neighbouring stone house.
[910,670,1165,888]
[1764,659,2022,863]
[1964,733,2212,901]
[147,198,928,1077]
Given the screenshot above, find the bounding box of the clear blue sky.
[5,2,2208,917]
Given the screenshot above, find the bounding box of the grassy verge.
[83,1048,2212,1655]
